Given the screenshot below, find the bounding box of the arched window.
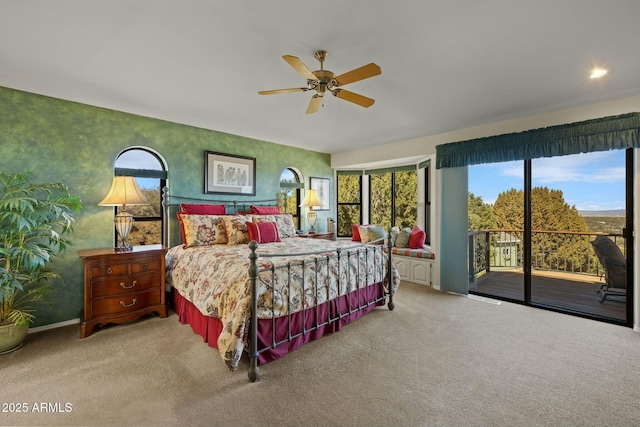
[113,148,167,246]
[278,168,302,230]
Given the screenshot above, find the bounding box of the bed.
[162,189,400,381]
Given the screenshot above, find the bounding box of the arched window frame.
[113,147,168,246]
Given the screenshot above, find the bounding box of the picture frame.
[204,151,256,196]
[310,177,330,211]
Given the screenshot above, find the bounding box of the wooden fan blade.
[258,88,308,95]
[333,89,375,108]
[306,94,323,114]
[283,55,317,81]
[334,63,381,86]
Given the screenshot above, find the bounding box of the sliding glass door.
[469,149,632,325]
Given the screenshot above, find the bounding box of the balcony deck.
[469,268,626,321]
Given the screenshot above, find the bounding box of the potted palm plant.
[0,172,82,353]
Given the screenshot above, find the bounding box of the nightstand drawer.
[91,272,161,298]
[90,262,129,279]
[131,257,161,274]
[91,289,161,317]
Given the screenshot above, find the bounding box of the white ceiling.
[2,1,640,155]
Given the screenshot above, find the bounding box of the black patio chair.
[590,236,626,303]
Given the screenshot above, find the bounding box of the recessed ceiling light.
[590,68,608,79]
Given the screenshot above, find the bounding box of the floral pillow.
[179,214,228,246]
[223,215,253,245]
[253,214,297,239]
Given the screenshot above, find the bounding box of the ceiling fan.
[258,50,381,114]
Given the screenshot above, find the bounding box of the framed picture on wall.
[310,177,330,211]
[205,151,256,196]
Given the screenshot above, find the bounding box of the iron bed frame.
[161,188,395,382]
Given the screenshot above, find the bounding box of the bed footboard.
[246,232,395,382]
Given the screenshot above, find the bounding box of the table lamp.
[299,189,323,233]
[98,176,149,251]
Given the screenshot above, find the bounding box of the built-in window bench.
[387,247,435,286]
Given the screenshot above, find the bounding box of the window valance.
[435,113,640,169]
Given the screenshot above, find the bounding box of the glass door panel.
[530,151,627,322]
[468,161,525,302]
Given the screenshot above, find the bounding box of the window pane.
[394,170,417,228]
[337,174,361,237]
[278,168,300,229]
[337,175,361,203]
[337,205,361,236]
[370,174,392,230]
[123,178,161,218]
[127,220,162,246]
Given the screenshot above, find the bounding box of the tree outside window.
[370,170,417,230]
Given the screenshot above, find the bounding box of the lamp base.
[114,241,133,252]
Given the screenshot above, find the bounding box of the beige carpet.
[2,283,640,427]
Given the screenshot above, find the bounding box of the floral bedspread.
[165,238,400,371]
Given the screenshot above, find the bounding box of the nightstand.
[297,231,336,241]
[78,244,168,338]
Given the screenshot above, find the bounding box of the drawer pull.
[120,298,137,308]
[120,280,137,289]
[106,267,113,274]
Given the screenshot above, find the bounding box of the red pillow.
[246,221,281,243]
[408,226,426,249]
[250,205,282,214]
[181,203,225,215]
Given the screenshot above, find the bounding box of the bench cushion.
[386,247,435,259]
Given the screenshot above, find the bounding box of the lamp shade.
[299,189,323,208]
[98,176,149,207]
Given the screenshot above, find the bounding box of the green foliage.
[468,192,496,231]
[370,174,392,229]
[490,186,592,272]
[0,172,82,326]
[393,171,418,229]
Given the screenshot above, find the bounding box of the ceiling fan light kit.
[259,50,381,114]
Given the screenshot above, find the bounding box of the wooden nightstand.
[297,231,336,241]
[78,244,168,338]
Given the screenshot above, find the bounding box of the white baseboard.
[28,318,80,334]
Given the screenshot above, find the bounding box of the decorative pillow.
[395,227,412,248]
[408,225,426,249]
[390,226,400,246]
[223,215,252,245]
[358,225,371,243]
[367,225,386,243]
[250,205,282,214]
[180,203,226,215]
[254,214,297,239]
[179,214,228,246]
[246,221,281,243]
[351,223,369,241]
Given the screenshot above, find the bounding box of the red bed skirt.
[172,281,386,366]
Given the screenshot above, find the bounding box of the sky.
[468,150,626,212]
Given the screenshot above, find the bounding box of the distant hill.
[579,209,625,217]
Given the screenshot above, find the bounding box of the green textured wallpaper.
[0,86,333,327]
